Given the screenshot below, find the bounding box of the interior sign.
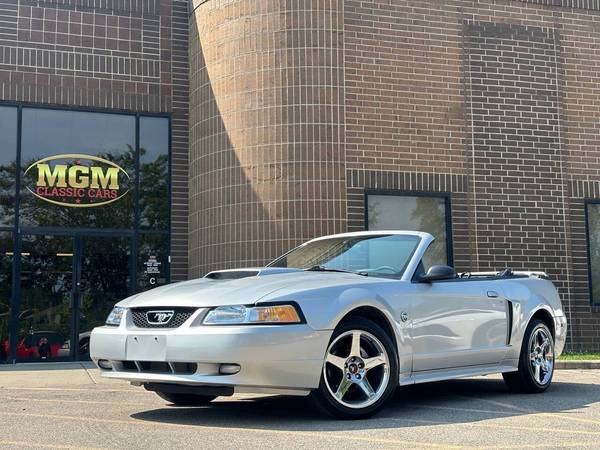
[144,256,163,286]
[24,153,130,208]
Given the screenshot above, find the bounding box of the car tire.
[503,319,555,393]
[311,317,398,419]
[155,391,217,406]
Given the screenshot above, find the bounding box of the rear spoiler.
[466,270,549,280]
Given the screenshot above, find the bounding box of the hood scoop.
[204,269,260,280]
[204,267,302,280]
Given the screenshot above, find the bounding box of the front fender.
[295,286,399,331]
[260,281,414,380]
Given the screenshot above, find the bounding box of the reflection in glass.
[587,204,600,307]
[138,233,169,292]
[19,235,73,361]
[368,195,448,268]
[139,117,169,231]
[0,232,13,362]
[0,106,17,226]
[20,108,135,229]
[79,236,131,356]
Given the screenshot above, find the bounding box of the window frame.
[364,189,454,268]
[0,100,171,233]
[584,198,600,307]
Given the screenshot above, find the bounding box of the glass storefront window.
[20,108,136,229]
[19,235,73,361]
[0,106,17,227]
[139,116,170,231]
[367,193,451,268]
[0,104,171,363]
[0,232,13,362]
[587,202,600,307]
[137,233,169,292]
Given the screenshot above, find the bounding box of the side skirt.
[399,361,519,386]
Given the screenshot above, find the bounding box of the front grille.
[117,361,197,375]
[131,307,197,328]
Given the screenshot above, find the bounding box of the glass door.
[76,235,132,357]
[17,233,132,361]
[18,235,74,361]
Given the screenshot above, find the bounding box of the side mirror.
[419,264,457,283]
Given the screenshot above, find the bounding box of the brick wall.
[344,0,600,350]
[189,0,600,349]
[188,0,346,277]
[344,1,466,174]
[0,0,189,280]
[464,20,568,302]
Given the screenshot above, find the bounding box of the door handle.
[487,290,499,298]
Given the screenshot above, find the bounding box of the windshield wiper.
[305,265,368,276]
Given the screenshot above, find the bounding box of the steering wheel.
[374,265,400,274]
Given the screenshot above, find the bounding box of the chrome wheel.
[323,330,390,409]
[529,327,554,386]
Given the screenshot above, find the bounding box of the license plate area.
[126,335,166,361]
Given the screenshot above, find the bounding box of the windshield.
[268,234,421,279]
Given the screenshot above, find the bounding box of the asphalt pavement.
[1,365,599,449]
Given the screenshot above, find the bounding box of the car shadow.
[130,376,600,431]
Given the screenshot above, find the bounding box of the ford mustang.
[90,231,567,419]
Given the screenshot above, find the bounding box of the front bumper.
[90,319,331,394]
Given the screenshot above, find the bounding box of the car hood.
[117,268,377,308]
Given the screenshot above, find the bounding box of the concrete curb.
[0,361,96,371]
[555,360,600,370]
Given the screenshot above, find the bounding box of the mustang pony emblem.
[146,310,174,325]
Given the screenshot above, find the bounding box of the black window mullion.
[9,105,22,363]
[132,114,140,294]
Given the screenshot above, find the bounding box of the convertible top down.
[91,231,567,419]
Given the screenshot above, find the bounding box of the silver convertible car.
[90,231,567,419]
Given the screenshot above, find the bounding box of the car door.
[408,279,509,372]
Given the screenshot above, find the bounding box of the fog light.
[219,363,241,375]
[97,359,113,370]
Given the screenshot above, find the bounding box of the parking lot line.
[485,443,600,450]
[458,395,600,426]
[3,395,150,407]
[0,441,110,450]
[417,404,514,416]
[0,411,475,449]
[3,408,600,447]
[0,386,146,393]
[416,402,600,427]
[537,412,600,426]
[6,393,599,431]
[380,415,600,436]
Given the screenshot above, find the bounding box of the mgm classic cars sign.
[24,154,130,208]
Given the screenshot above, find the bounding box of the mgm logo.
[24,154,131,208]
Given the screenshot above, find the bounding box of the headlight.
[202,304,303,325]
[105,306,126,326]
